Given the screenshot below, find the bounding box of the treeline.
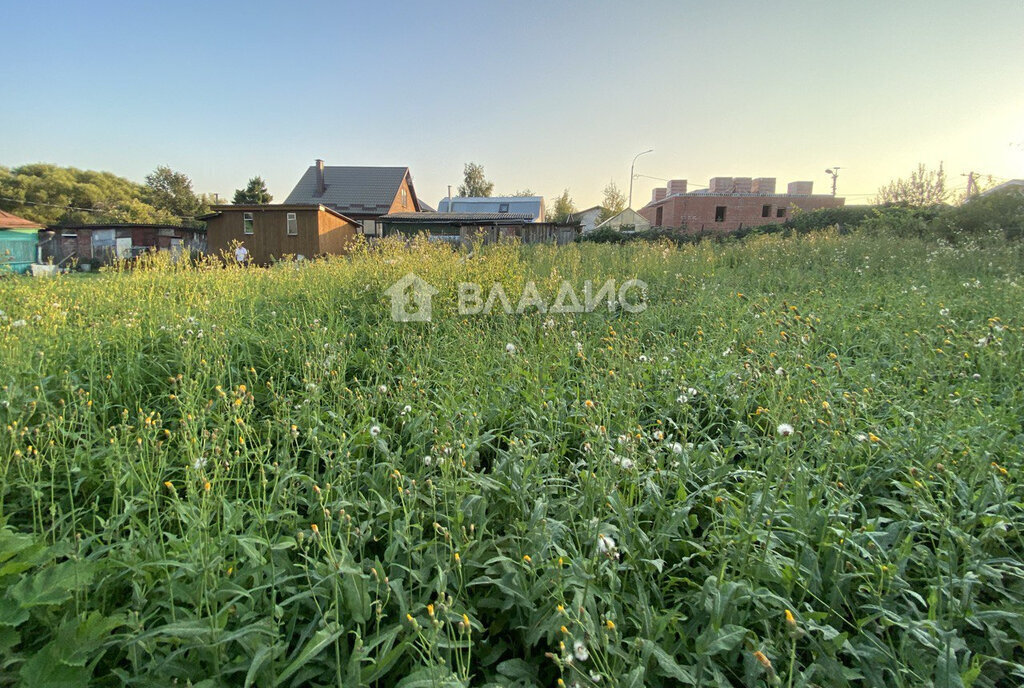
[0,164,215,227]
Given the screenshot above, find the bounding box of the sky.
[1,0,1022,210]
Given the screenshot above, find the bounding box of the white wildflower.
[597,533,616,554]
[506,343,516,354]
[378,384,388,393]
[573,640,590,662]
[775,367,785,376]
[670,442,683,454]
[192,457,208,470]
[620,457,635,470]
[370,425,381,437]
[423,455,432,466]
[777,423,794,437]
[401,404,412,415]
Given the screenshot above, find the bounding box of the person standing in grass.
[234,243,249,266]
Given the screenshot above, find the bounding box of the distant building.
[0,210,44,274]
[284,160,421,237]
[568,206,604,233]
[640,177,844,232]
[594,208,650,232]
[203,204,358,265]
[979,179,1024,197]
[380,212,578,246]
[436,196,545,223]
[38,223,206,266]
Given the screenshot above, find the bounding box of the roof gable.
[284,166,413,213]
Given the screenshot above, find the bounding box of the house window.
[498,202,510,213]
[243,212,254,234]
[715,206,727,222]
[286,212,298,236]
[762,205,771,218]
[400,189,408,208]
[776,208,786,218]
[655,206,663,226]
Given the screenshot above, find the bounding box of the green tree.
[875,163,950,207]
[0,163,176,225]
[546,189,576,223]
[597,181,627,223]
[233,177,273,205]
[144,166,203,220]
[457,163,494,197]
[510,189,535,197]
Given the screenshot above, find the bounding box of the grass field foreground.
[0,232,1022,687]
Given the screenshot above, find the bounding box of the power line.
[0,196,200,221]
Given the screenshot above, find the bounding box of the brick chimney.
[315,159,325,196]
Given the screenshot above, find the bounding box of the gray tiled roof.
[284,166,411,213]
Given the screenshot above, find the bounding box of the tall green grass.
[0,232,1021,687]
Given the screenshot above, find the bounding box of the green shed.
[0,211,44,274]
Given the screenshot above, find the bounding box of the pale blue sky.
[1,0,1021,208]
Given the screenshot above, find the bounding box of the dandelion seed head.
[597,533,616,553]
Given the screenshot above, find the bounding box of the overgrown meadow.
[0,232,1022,687]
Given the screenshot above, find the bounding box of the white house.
[594,208,651,232]
[569,206,604,233]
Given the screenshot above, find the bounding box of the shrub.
[942,189,1024,240]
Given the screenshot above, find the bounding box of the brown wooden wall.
[388,175,417,213]
[207,208,358,264]
[318,212,358,255]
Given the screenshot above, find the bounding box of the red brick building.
[639,177,844,232]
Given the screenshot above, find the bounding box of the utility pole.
[825,167,841,197]
[629,149,654,210]
[962,172,976,198]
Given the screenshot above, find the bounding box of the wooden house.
[283,160,421,237]
[203,204,359,264]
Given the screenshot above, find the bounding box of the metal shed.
[0,229,40,274]
[0,211,44,274]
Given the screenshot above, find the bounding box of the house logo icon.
[384,272,438,322]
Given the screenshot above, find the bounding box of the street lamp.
[825,167,841,196]
[629,149,654,209]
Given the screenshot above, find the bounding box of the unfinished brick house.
[639,177,844,232]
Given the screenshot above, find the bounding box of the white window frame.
[286,212,298,236]
[243,212,254,235]
[400,189,408,207]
